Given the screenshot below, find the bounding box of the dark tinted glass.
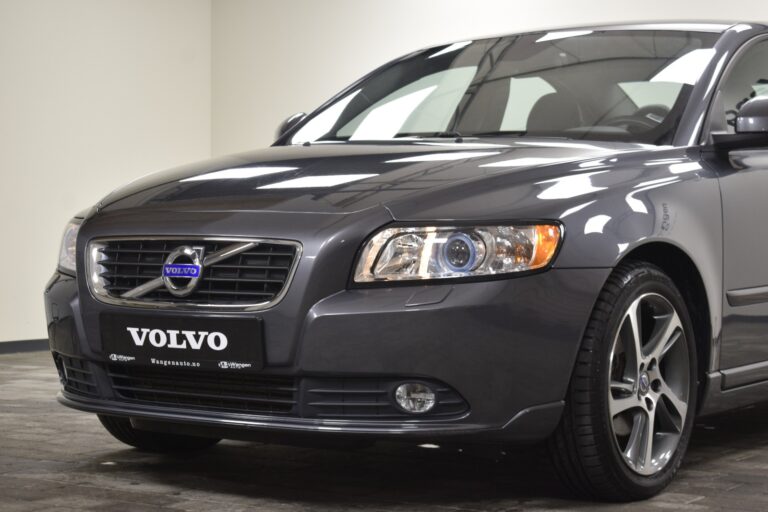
[290,30,720,145]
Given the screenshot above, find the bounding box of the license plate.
[100,314,263,371]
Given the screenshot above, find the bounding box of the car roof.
[537,21,741,33]
[452,21,767,46]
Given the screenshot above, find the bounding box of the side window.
[716,39,768,133]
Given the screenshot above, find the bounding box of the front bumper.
[46,263,610,444]
[57,391,564,443]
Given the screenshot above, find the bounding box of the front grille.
[303,377,469,419]
[55,354,99,397]
[88,238,299,307]
[108,364,298,414]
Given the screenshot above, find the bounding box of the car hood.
[98,139,653,219]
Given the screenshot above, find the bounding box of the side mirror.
[713,97,768,152]
[275,112,307,141]
[736,96,768,133]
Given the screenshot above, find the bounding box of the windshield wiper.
[468,130,527,138]
[430,130,463,138]
[393,131,464,140]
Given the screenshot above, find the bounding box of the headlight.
[353,224,562,283]
[58,220,82,274]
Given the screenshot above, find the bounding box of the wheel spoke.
[659,380,688,427]
[639,407,657,473]
[610,381,635,395]
[648,311,682,362]
[624,298,644,370]
[623,410,648,467]
[610,394,640,417]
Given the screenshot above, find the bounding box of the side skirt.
[698,368,768,416]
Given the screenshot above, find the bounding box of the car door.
[705,37,768,386]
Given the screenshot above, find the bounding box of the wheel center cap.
[638,372,651,396]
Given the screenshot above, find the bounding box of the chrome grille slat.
[87,237,302,310]
[100,261,164,267]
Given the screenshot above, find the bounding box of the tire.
[98,414,221,453]
[549,261,698,501]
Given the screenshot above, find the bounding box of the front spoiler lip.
[57,391,491,437]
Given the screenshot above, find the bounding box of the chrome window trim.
[86,236,303,312]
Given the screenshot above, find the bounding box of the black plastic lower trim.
[57,391,563,443]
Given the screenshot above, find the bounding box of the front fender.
[388,146,723,371]
[553,149,723,372]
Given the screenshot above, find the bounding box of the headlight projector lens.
[443,232,478,272]
[395,383,436,413]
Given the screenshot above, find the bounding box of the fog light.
[395,383,436,413]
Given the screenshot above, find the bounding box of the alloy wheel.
[608,292,691,476]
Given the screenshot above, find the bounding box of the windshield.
[289,30,720,145]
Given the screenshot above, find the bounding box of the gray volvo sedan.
[46,22,768,501]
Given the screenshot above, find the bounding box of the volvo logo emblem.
[638,372,651,396]
[162,246,204,297]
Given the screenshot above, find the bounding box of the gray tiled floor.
[1,350,767,511]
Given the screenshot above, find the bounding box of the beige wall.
[0,0,211,341]
[210,0,768,155]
